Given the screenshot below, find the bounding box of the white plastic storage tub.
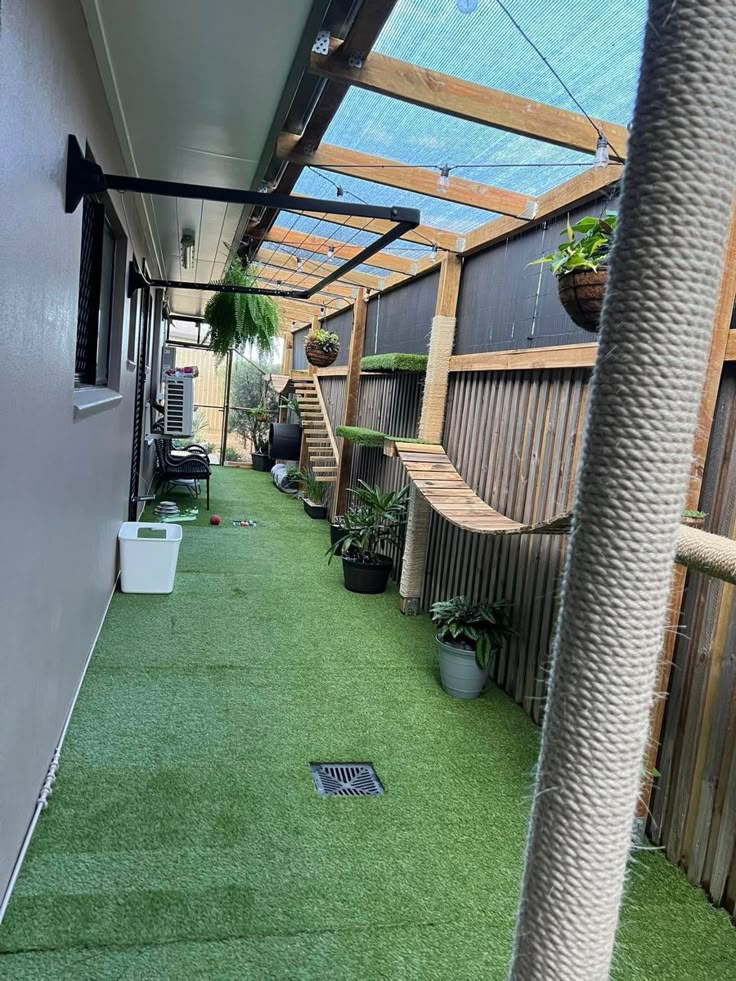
[118,522,182,593]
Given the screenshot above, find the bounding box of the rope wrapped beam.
[509,1,736,978]
[675,524,736,584]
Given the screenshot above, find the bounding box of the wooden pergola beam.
[302,212,465,252]
[264,225,413,280]
[461,164,624,255]
[276,297,348,326]
[257,245,385,290]
[253,263,358,299]
[276,135,538,219]
[311,42,628,160]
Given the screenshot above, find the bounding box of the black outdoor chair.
[153,431,211,509]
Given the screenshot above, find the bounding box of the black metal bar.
[66,135,420,227]
[302,221,416,297]
[220,350,234,468]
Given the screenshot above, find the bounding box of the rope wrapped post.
[510,2,736,978]
[333,294,368,518]
[399,254,462,614]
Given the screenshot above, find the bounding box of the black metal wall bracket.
[66,135,420,300]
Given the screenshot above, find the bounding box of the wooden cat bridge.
[388,440,736,584]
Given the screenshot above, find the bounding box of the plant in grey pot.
[430,596,514,699]
[327,483,409,594]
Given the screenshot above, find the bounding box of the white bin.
[118,522,182,594]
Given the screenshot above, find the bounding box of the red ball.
[210,514,221,525]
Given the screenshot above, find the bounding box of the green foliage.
[305,326,340,354]
[360,353,428,374]
[224,446,242,462]
[295,467,327,505]
[682,509,707,519]
[228,358,279,451]
[430,595,515,669]
[243,406,272,454]
[204,256,280,358]
[327,482,409,564]
[529,211,618,277]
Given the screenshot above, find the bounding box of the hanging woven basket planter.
[304,326,339,367]
[305,342,338,368]
[557,268,608,332]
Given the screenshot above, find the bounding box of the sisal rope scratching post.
[399,314,457,613]
[509,2,736,978]
[675,525,736,585]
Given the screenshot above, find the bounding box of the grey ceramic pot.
[436,635,490,699]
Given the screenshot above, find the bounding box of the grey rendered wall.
[0,0,157,899]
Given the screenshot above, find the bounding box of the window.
[74,197,118,387]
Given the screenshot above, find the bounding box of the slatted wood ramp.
[390,441,572,535]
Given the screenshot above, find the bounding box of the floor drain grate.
[310,762,384,796]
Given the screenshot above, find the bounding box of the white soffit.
[81,0,314,316]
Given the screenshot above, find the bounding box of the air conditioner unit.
[163,374,194,437]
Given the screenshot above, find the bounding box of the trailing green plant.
[327,483,409,565]
[360,353,428,373]
[295,467,327,505]
[305,326,339,354]
[204,255,280,358]
[430,596,515,669]
[530,211,618,277]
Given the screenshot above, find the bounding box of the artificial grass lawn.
[1,468,734,979]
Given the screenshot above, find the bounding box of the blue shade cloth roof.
[288,0,646,246]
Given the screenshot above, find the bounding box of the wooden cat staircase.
[294,378,339,483]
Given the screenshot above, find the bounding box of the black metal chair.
[153,432,211,509]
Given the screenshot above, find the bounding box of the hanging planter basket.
[557,268,609,333]
[305,342,338,368]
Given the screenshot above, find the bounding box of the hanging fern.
[204,256,280,359]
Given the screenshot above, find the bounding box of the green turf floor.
[1,468,735,979]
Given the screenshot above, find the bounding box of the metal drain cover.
[310,762,384,796]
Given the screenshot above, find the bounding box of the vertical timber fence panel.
[650,362,736,921]
[421,368,590,712]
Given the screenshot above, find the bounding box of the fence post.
[399,252,462,614]
[333,293,368,518]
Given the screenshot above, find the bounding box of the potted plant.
[243,405,274,471]
[327,483,409,594]
[204,255,280,357]
[430,595,514,699]
[329,505,370,554]
[297,467,329,519]
[530,211,618,332]
[304,325,340,368]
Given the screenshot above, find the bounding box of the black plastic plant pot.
[269,422,302,461]
[251,452,274,472]
[304,499,328,519]
[330,521,347,553]
[341,554,393,594]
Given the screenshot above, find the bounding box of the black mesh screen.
[74,198,105,383]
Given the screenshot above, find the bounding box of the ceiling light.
[296,257,304,272]
[180,232,195,270]
[430,243,438,262]
[327,244,335,259]
[437,165,451,192]
[594,134,609,169]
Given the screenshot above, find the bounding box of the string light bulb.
[296,257,303,272]
[327,244,335,259]
[430,243,438,262]
[594,134,609,169]
[437,165,451,192]
[320,306,325,316]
